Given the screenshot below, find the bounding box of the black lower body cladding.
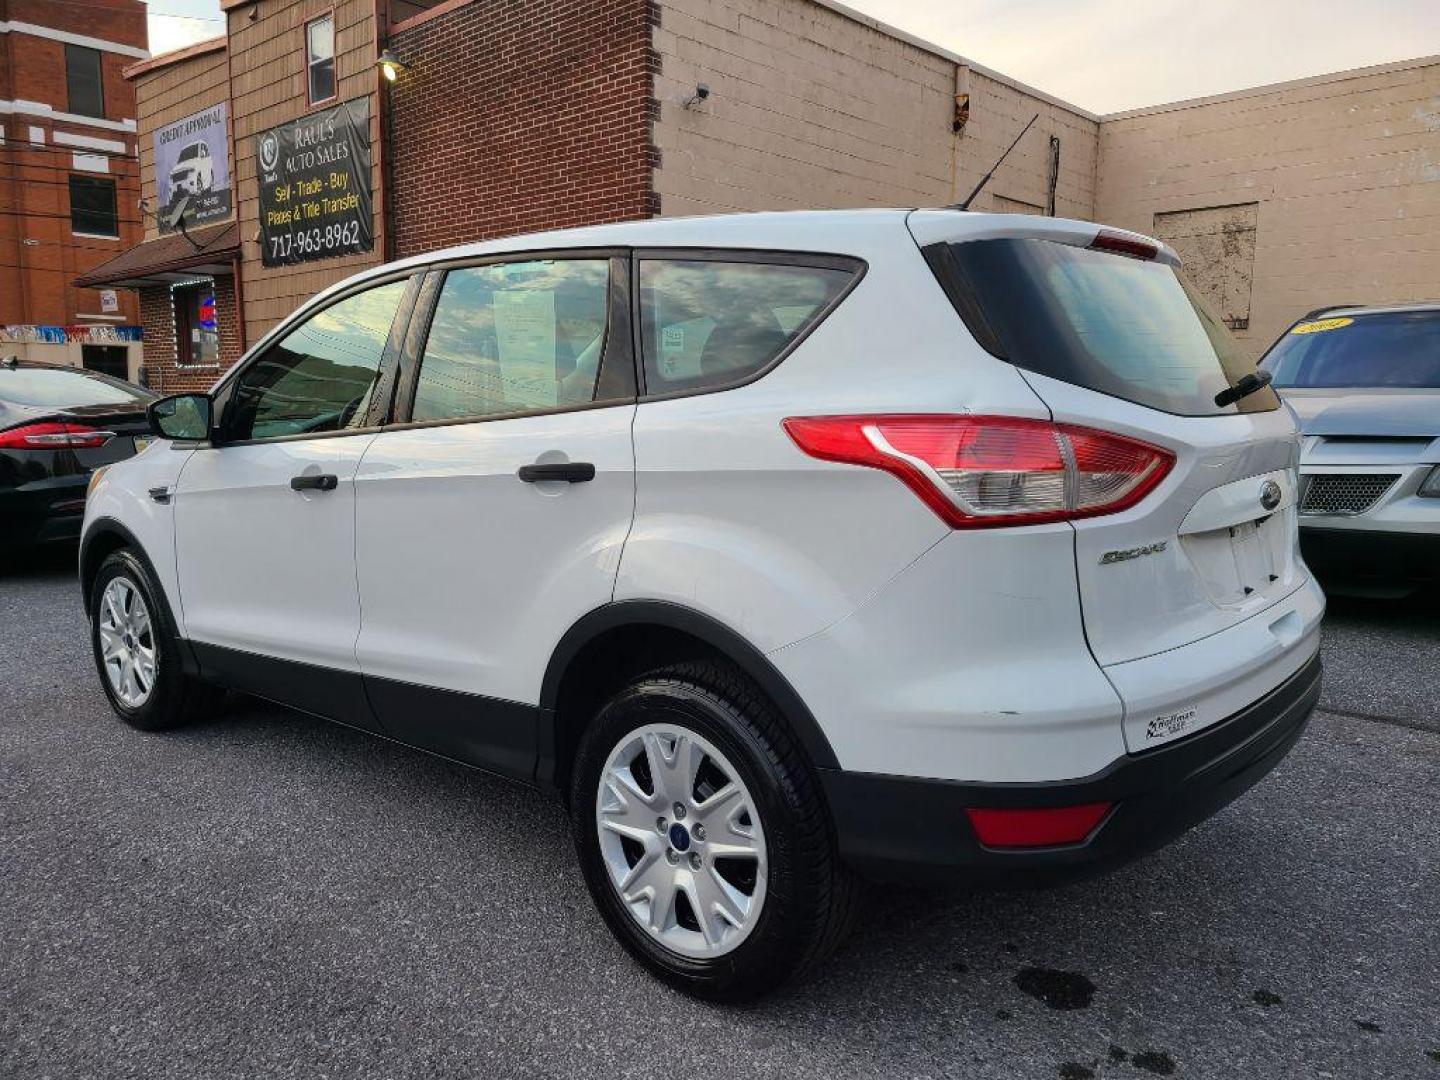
[822,653,1322,884]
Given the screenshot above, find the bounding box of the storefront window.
[175,282,220,367]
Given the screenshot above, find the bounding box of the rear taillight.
[782,415,1174,528]
[0,422,116,450]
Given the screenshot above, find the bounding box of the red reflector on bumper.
[966,803,1113,848]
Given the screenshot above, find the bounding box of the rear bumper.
[821,651,1322,885]
[0,483,89,549]
[1300,526,1440,586]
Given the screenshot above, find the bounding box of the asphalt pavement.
[1,547,1436,1080]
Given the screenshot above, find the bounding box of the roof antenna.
[951,113,1040,211]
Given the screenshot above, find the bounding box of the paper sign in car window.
[494,289,558,408]
[1290,317,1354,335]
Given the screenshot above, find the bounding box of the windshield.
[179,145,201,161]
[0,367,150,408]
[1263,310,1440,388]
[929,238,1278,416]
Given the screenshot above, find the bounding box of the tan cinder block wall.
[652,0,1100,219]
[133,47,230,242]
[1097,57,1440,358]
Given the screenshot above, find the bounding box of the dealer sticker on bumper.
[1146,707,1198,742]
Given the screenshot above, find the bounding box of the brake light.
[0,422,116,450]
[782,415,1173,528]
[1089,229,1158,260]
[966,803,1113,848]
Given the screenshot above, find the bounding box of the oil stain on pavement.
[1015,967,1097,1010]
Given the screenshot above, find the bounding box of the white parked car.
[81,210,1324,999]
[1261,302,1440,597]
[168,141,214,197]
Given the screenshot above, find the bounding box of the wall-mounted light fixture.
[682,83,710,110]
[377,48,408,82]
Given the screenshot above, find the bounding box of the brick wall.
[1097,57,1440,358]
[0,0,146,331]
[387,0,659,256]
[137,285,178,384]
[650,0,1100,219]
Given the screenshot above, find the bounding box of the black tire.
[89,549,221,731]
[570,659,860,1000]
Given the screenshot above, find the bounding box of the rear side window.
[927,238,1278,416]
[1263,310,1440,388]
[0,367,148,408]
[638,258,856,395]
[413,259,612,422]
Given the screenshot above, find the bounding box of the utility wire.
[0,206,136,226]
[149,11,226,23]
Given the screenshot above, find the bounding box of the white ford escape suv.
[81,210,1324,1000]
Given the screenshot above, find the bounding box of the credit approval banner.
[155,103,231,233]
[256,97,373,268]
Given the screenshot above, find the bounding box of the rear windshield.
[0,367,149,408]
[926,238,1278,416]
[1262,310,1440,389]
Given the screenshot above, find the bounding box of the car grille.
[1299,474,1399,516]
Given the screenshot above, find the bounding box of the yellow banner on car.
[1291,317,1354,334]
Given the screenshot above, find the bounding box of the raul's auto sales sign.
[256,97,373,267]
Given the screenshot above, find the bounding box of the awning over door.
[73,223,239,290]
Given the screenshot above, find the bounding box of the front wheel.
[90,550,220,731]
[570,661,858,1000]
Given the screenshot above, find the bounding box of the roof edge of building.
[123,35,227,80]
[800,0,1102,123]
[1102,53,1440,121]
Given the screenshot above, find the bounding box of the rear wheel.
[90,550,220,731]
[570,660,858,1000]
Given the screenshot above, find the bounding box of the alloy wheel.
[98,577,158,708]
[595,723,768,959]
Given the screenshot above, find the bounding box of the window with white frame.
[306,15,336,104]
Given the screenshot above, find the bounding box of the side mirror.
[148,393,213,442]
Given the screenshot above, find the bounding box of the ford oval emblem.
[1260,480,1282,511]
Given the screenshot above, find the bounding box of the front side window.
[226,279,408,441]
[65,44,104,118]
[306,15,336,104]
[413,260,611,422]
[69,176,119,237]
[1263,310,1440,389]
[638,259,855,395]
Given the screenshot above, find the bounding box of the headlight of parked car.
[1420,466,1440,499]
[87,465,109,499]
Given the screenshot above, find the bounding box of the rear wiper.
[1214,369,1273,408]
